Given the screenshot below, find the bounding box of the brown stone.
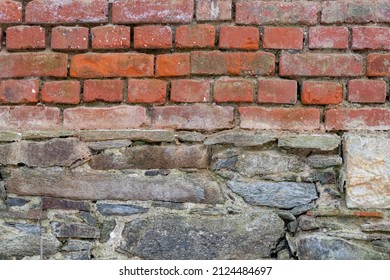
[42,197,90,211]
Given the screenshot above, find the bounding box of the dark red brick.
[258,79,297,104]
[127,79,167,104]
[51,27,89,51]
[84,80,123,103]
[91,25,131,49]
[0,79,39,104]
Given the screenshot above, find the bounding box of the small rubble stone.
[42,197,90,211]
[62,240,93,252]
[100,220,116,243]
[205,131,276,146]
[51,222,100,238]
[86,140,132,151]
[175,131,205,142]
[278,134,341,151]
[97,203,148,216]
[80,211,97,227]
[307,155,342,168]
[6,197,29,207]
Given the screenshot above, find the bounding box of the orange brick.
[176,24,215,49]
[42,81,80,104]
[214,78,254,103]
[263,27,303,50]
[134,25,172,49]
[219,26,259,50]
[0,0,22,23]
[171,79,210,103]
[302,81,343,105]
[258,79,297,104]
[84,80,123,103]
[127,79,167,104]
[91,25,130,49]
[156,54,190,77]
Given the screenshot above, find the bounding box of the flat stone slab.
[51,222,100,239]
[119,211,284,259]
[205,131,276,146]
[278,134,341,151]
[96,203,148,216]
[344,133,390,209]
[78,129,175,142]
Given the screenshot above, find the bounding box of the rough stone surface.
[119,211,284,259]
[297,235,386,260]
[205,131,276,146]
[6,168,223,204]
[86,140,132,151]
[79,130,175,142]
[42,197,90,211]
[100,220,116,243]
[278,134,341,151]
[175,131,205,143]
[62,240,93,252]
[97,203,148,216]
[308,155,343,168]
[0,131,21,142]
[51,222,100,239]
[227,180,318,209]
[344,134,390,209]
[361,222,390,233]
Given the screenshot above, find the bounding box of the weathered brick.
[0,106,60,131]
[196,0,232,21]
[170,79,210,103]
[191,51,275,76]
[0,79,39,103]
[214,78,254,103]
[348,80,387,103]
[219,26,259,50]
[134,26,172,49]
[127,79,167,104]
[302,81,343,105]
[151,105,234,131]
[0,0,22,23]
[156,54,190,77]
[112,0,194,23]
[325,108,390,130]
[321,0,390,24]
[91,25,130,49]
[42,81,80,104]
[279,54,363,77]
[236,1,320,25]
[239,107,321,130]
[263,27,303,50]
[26,0,108,23]
[176,24,215,49]
[258,79,297,104]
[352,27,390,50]
[6,26,45,50]
[0,53,68,78]
[64,106,150,130]
[367,54,390,77]
[51,27,89,51]
[309,27,349,49]
[84,79,123,103]
[70,53,154,78]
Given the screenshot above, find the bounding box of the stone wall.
[0,0,389,260]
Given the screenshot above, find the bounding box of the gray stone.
[297,235,387,260]
[326,231,389,241]
[278,134,341,151]
[297,215,319,231]
[277,211,296,222]
[0,209,46,220]
[4,222,41,235]
[372,240,390,254]
[90,145,208,170]
[63,251,90,260]
[175,131,205,142]
[119,211,284,259]
[100,220,116,243]
[6,168,223,204]
[144,169,170,176]
[361,222,390,232]
[97,203,148,216]
[0,181,5,200]
[79,130,175,142]
[228,180,318,209]
[0,222,60,259]
[344,133,390,209]
[86,140,132,150]
[62,240,93,252]
[205,131,276,147]
[0,131,21,142]
[42,197,90,211]
[22,130,77,140]
[302,170,336,184]
[288,220,298,233]
[277,249,291,260]
[80,211,97,227]
[152,201,185,210]
[235,151,305,177]
[51,222,100,239]
[307,155,343,168]
[0,138,91,167]
[6,197,29,207]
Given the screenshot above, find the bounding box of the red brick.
[263,27,303,50]
[0,79,39,103]
[196,0,232,21]
[84,80,123,103]
[0,106,60,131]
[0,28,1,50]
[112,0,194,23]
[134,26,172,49]
[127,79,167,104]
[348,80,387,103]
[151,105,234,131]
[42,81,80,104]
[176,24,215,49]
[214,78,254,103]
[191,51,275,76]
[0,0,22,23]
[325,108,390,130]
[367,54,390,77]
[91,25,130,49]
[352,27,390,50]
[309,26,349,49]
[156,54,190,77]
[51,27,89,51]
[0,53,68,78]
[219,26,259,50]
[70,53,154,78]
[239,107,321,130]
[321,0,390,24]
[301,81,343,105]
[280,54,363,77]
[26,0,108,23]
[236,1,320,25]
[6,26,45,50]
[171,80,210,103]
[64,106,150,130]
[258,79,297,104]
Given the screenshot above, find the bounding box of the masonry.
[0,0,389,260]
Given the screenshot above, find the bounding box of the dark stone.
[64,251,90,260]
[5,222,40,235]
[302,170,336,184]
[119,211,284,259]
[80,211,97,227]
[97,203,148,216]
[152,201,185,210]
[175,131,205,143]
[144,169,170,176]
[228,180,318,209]
[211,156,237,170]
[100,220,116,243]
[42,197,90,211]
[307,155,342,168]
[372,240,390,254]
[0,209,47,220]
[278,211,296,222]
[287,220,298,233]
[0,182,6,200]
[62,240,93,252]
[297,215,320,231]
[290,204,314,216]
[51,222,100,239]
[6,197,29,207]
